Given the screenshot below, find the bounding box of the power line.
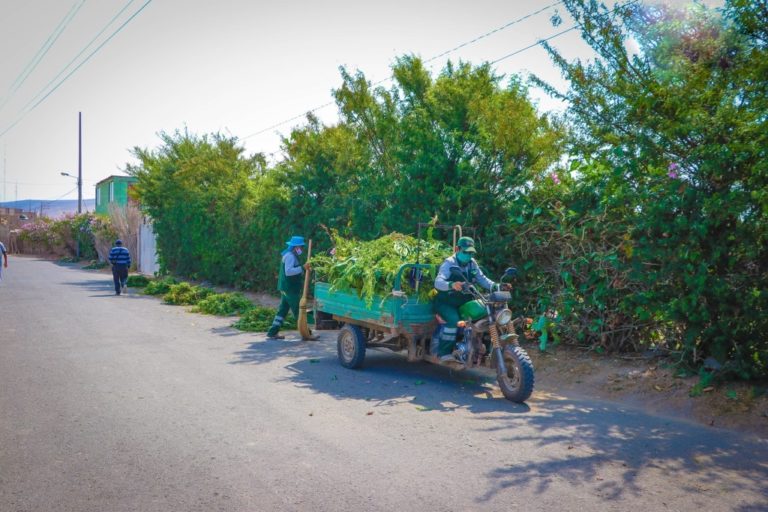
[424,1,562,65]
[2,1,84,96]
[490,26,577,64]
[0,0,86,113]
[49,186,79,202]
[0,0,153,139]
[241,2,562,141]
[18,0,138,116]
[3,179,97,187]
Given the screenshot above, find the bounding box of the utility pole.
[78,111,82,214]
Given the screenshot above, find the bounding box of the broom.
[297,239,315,340]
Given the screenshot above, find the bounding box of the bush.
[233,306,296,332]
[194,293,254,316]
[144,276,179,295]
[18,213,100,259]
[530,2,768,377]
[163,282,214,305]
[126,275,150,287]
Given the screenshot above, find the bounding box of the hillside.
[0,199,96,219]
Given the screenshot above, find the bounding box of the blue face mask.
[456,251,472,265]
[295,247,303,255]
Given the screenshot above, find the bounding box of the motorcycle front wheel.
[494,345,534,403]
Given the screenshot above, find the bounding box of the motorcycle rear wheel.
[495,345,534,403]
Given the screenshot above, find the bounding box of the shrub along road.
[1,257,766,512]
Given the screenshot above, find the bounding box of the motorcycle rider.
[433,236,499,364]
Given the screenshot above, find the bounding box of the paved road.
[1,257,766,512]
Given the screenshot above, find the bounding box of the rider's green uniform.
[433,254,495,356]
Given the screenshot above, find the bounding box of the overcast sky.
[0,0,717,204]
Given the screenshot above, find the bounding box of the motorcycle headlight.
[496,308,513,326]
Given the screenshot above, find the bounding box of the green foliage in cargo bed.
[312,231,450,307]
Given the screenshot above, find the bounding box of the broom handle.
[302,239,313,298]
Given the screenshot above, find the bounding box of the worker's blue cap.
[285,236,305,247]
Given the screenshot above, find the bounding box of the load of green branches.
[312,231,450,307]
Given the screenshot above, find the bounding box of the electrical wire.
[490,26,577,64]
[0,0,86,113]
[3,179,97,186]
[18,0,138,116]
[49,186,79,202]
[34,186,79,207]
[0,0,153,139]
[424,1,562,65]
[242,1,641,143]
[241,2,562,141]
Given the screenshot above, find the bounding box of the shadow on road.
[285,350,532,414]
[231,333,337,365]
[61,279,162,300]
[231,333,768,509]
[476,395,768,508]
[232,335,529,414]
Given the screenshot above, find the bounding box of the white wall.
[138,221,159,276]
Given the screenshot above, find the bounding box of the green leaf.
[539,330,548,351]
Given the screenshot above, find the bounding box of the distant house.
[95,175,137,215]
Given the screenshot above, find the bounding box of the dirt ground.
[523,340,768,439]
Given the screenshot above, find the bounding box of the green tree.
[533,0,768,376]
[127,130,275,286]
[281,55,564,273]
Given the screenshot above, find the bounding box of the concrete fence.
[138,221,159,276]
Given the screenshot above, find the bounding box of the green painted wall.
[95,176,137,215]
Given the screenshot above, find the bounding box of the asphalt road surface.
[1,257,766,512]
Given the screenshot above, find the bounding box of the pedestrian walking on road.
[108,239,131,295]
[0,241,7,285]
[266,235,310,340]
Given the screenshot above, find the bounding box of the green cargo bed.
[313,263,435,337]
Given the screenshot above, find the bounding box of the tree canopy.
[127,1,768,378]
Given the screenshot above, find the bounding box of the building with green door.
[94,175,137,215]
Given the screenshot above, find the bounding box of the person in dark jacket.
[108,239,131,295]
[266,235,309,340]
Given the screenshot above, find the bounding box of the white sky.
[0,0,717,202]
